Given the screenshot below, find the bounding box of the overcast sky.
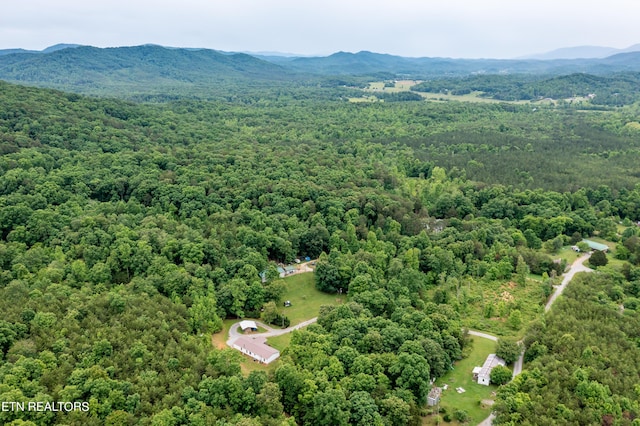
[2,0,639,58]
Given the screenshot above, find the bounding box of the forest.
[1,73,640,425]
[412,72,640,106]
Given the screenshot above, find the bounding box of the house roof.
[428,387,442,399]
[582,239,609,251]
[235,336,279,359]
[478,353,506,380]
[239,320,257,331]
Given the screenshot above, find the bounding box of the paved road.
[545,253,592,312]
[226,317,318,347]
[478,414,496,426]
[468,329,498,342]
[512,348,524,378]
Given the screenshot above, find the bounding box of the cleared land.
[279,272,344,325]
[426,336,502,425]
[266,333,293,352]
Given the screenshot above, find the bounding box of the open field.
[454,277,545,339]
[554,246,582,266]
[424,336,502,425]
[364,80,421,92]
[418,91,526,104]
[267,333,293,352]
[280,272,344,324]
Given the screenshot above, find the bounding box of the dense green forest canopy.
[1,78,640,425]
[494,272,640,425]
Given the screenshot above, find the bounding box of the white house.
[473,353,506,386]
[232,336,280,364]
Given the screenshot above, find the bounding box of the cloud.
[1,0,639,57]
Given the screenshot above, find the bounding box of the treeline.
[412,72,640,105]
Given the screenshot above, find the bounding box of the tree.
[515,255,529,286]
[490,365,512,386]
[390,352,431,402]
[308,388,350,426]
[496,338,522,364]
[188,294,223,333]
[589,250,608,267]
[379,396,410,426]
[216,278,248,318]
[577,241,590,252]
[261,301,279,325]
[507,309,523,330]
[256,382,284,420]
[349,391,383,426]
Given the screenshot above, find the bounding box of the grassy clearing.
[364,80,420,93]
[455,277,545,339]
[211,319,235,350]
[554,246,582,266]
[348,96,380,103]
[418,91,528,104]
[267,333,293,352]
[280,272,343,325]
[424,336,502,425]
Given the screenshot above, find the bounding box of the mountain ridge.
[2,44,640,99]
[522,43,640,59]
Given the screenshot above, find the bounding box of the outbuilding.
[239,320,258,332]
[427,387,441,406]
[582,239,609,252]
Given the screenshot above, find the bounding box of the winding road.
[476,252,593,425]
[545,253,592,312]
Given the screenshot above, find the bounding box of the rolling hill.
[2,44,640,100]
[0,44,299,98]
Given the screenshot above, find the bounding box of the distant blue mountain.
[0,44,82,56]
[1,44,640,98]
[41,43,82,53]
[523,44,640,60]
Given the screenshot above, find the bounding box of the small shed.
[427,387,441,406]
[472,366,482,381]
[239,320,258,332]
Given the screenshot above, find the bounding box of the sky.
[2,0,639,58]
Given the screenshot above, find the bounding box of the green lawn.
[266,333,293,352]
[280,272,343,325]
[425,336,502,425]
[553,246,581,266]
